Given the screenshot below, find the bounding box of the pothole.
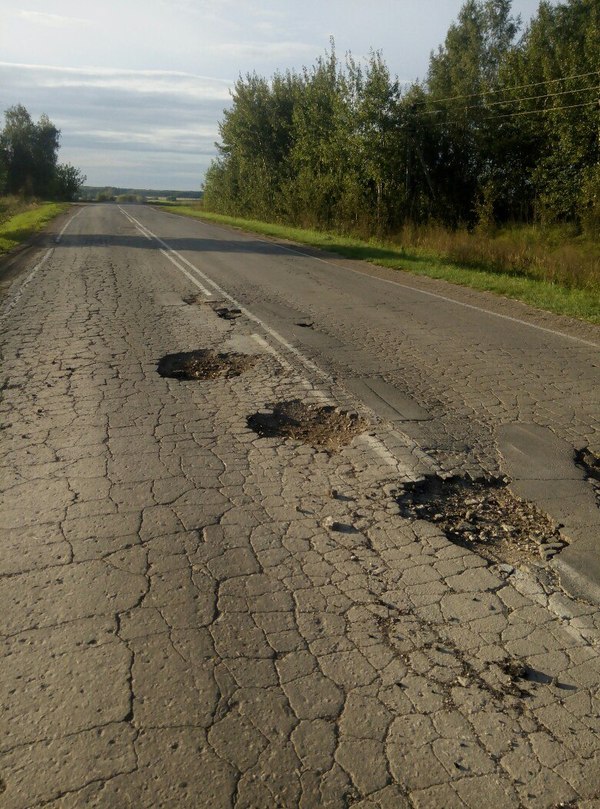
[157,349,256,380]
[397,475,566,567]
[576,446,600,506]
[183,293,204,305]
[183,295,243,320]
[575,447,600,480]
[208,301,242,320]
[247,399,367,451]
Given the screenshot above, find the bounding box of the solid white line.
[119,207,330,380]
[251,333,296,374]
[54,206,84,243]
[363,434,404,470]
[0,249,53,323]
[249,240,599,350]
[159,249,213,297]
[136,225,152,240]
[118,207,408,471]
[1,206,85,323]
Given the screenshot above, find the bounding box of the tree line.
[203,0,599,235]
[0,105,86,201]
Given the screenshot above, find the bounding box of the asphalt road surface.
[1,203,599,808]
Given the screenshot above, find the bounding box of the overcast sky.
[0,0,544,190]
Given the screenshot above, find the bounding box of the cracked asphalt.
[1,203,599,808]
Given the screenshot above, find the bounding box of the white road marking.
[120,207,408,471]
[0,249,53,323]
[251,333,296,374]
[159,249,213,297]
[119,207,330,379]
[362,433,406,470]
[2,207,84,323]
[178,217,599,350]
[54,206,84,243]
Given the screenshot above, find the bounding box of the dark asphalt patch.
[575,446,600,508]
[183,295,243,320]
[247,399,367,451]
[397,475,566,566]
[157,349,256,380]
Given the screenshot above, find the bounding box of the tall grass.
[390,222,599,293]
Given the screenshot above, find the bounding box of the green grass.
[0,199,71,255]
[156,204,600,324]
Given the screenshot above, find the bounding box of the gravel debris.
[247,399,367,451]
[396,474,566,567]
[157,349,256,380]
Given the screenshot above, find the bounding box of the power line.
[424,98,598,129]
[420,83,599,116]
[414,69,599,106]
[487,98,599,121]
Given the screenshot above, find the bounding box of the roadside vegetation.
[0,104,85,255]
[0,198,70,255]
[198,0,598,321]
[157,203,600,323]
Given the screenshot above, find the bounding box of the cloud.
[212,41,318,61]
[16,10,91,28]
[0,63,232,102]
[0,61,231,189]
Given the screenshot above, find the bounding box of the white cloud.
[0,63,232,102]
[0,60,229,189]
[212,41,318,61]
[17,10,91,28]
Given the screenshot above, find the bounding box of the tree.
[1,104,85,199]
[53,163,86,201]
[203,1,597,233]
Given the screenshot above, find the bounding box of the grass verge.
[156,204,600,325]
[0,199,71,255]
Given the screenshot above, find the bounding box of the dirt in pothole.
[247,399,367,451]
[397,475,566,567]
[157,349,256,380]
[576,446,600,507]
[183,295,243,321]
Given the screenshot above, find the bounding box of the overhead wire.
[418,98,598,129]
[412,69,599,106]
[420,83,600,116]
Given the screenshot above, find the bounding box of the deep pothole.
[157,349,256,380]
[247,399,367,451]
[397,475,566,567]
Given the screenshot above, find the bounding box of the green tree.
[54,163,86,201]
[1,105,61,196]
[425,0,521,224]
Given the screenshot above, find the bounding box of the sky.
[0,0,544,191]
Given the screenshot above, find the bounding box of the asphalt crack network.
[1,204,599,809]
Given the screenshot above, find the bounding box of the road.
[1,202,599,808]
